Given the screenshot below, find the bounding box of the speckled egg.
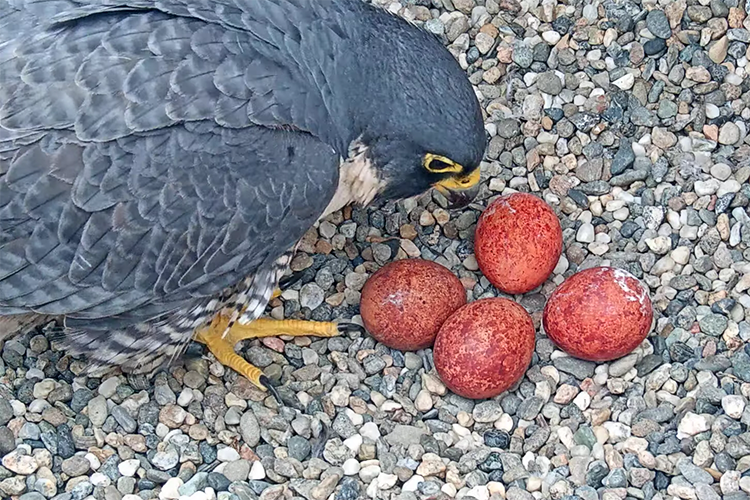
[433,298,535,399]
[474,193,563,294]
[360,259,466,351]
[543,266,654,362]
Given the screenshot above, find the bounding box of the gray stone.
[731,352,750,382]
[516,397,544,420]
[552,357,596,379]
[223,460,250,482]
[611,142,635,175]
[111,406,137,433]
[151,445,179,471]
[536,72,563,95]
[646,9,672,39]
[240,410,260,447]
[385,425,427,447]
[678,458,714,485]
[699,314,728,336]
[0,399,12,426]
[300,283,325,310]
[287,436,312,462]
[87,396,108,427]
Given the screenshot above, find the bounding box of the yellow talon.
[194,313,360,399]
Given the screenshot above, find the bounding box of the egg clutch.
[358,193,654,400]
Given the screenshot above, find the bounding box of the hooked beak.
[433,167,481,209]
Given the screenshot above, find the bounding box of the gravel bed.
[2,0,750,500]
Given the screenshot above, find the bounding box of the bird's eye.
[424,153,463,174]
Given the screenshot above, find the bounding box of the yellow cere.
[434,166,481,194]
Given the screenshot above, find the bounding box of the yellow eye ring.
[424,153,463,174]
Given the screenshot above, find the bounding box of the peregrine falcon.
[0,0,486,397]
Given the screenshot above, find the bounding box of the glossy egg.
[542,266,653,362]
[474,193,563,294]
[360,259,466,351]
[433,298,535,399]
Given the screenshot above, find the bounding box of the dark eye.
[427,158,453,172]
[424,154,462,174]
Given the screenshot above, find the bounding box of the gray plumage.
[0,0,486,374]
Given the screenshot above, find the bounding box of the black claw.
[337,322,365,334]
[259,375,283,405]
[278,270,306,290]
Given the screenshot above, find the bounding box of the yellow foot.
[195,315,362,401]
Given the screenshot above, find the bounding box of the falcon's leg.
[195,312,362,396]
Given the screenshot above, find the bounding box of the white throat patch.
[320,140,386,219]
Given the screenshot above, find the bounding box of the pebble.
[722,396,746,419]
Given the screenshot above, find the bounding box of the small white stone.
[343,434,363,452]
[613,207,629,221]
[85,453,101,471]
[718,179,741,197]
[678,412,711,438]
[359,464,381,483]
[573,391,591,411]
[329,385,351,406]
[415,390,433,412]
[442,483,458,497]
[90,472,111,487]
[118,459,140,477]
[671,247,691,265]
[366,478,379,498]
[359,422,381,442]
[249,460,265,480]
[558,429,574,453]
[740,476,750,494]
[177,388,194,407]
[216,447,240,462]
[613,73,635,90]
[495,414,513,432]
[159,477,183,500]
[542,30,561,44]
[705,103,720,119]
[603,422,631,442]
[576,223,595,243]
[588,242,609,256]
[403,475,424,492]
[553,254,569,275]
[694,179,720,196]
[645,236,671,255]
[342,458,361,476]
[377,473,398,490]
[465,485,490,500]
[345,408,363,427]
[722,395,746,419]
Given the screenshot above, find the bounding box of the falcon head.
[334,6,487,211]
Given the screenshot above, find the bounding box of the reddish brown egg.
[543,266,653,362]
[360,259,466,351]
[474,193,563,294]
[433,298,535,399]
